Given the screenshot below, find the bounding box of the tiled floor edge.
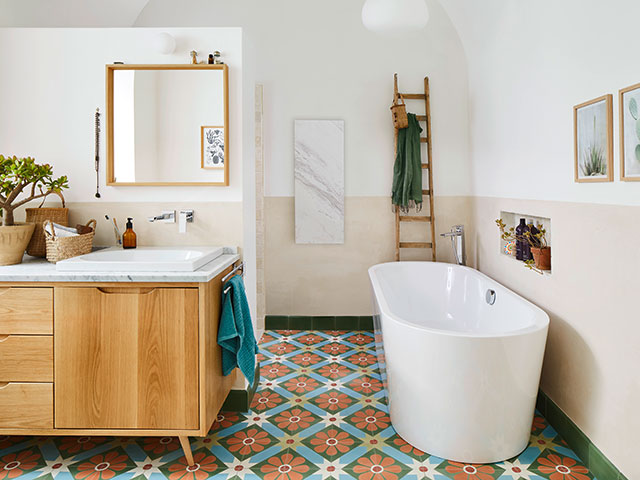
[265,315,374,331]
[221,361,261,412]
[538,390,628,480]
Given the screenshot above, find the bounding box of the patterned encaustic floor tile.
[0,330,596,480]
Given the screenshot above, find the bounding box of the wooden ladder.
[393,74,436,262]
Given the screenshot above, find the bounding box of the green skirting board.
[265,315,374,331]
[221,360,261,412]
[536,390,628,480]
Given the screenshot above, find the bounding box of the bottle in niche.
[122,217,137,249]
[523,218,536,260]
[528,219,540,257]
[515,218,528,261]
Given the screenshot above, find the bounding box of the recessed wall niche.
[499,211,552,274]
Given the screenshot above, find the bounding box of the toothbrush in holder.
[105,215,122,246]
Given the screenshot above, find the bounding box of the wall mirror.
[106,64,229,186]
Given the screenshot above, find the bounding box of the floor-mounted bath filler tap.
[441,225,466,266]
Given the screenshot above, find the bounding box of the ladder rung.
[399,216,431,223]
[416,115,427,121]
[399,242,433,249]
[420,137,428,143]
[401,94,426,100]
[422,189,430,195]
[421,163,429,169]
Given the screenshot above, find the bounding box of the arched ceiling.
[0,0,150,27]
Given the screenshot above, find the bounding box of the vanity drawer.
[0,383,53,429]
[0,287,53,334]
[0,335,53,382]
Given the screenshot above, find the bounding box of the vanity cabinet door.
[54,287,199,430]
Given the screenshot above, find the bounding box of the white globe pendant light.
[362,0,429,35]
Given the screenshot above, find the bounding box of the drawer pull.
[96,287,157,295]
[0,335,8,342]
[0,383,8,389]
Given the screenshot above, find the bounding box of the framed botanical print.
[574,94,614,183]
[619,83,640,181]
[201,126,225,170]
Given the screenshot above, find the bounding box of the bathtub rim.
[368,261,549,339]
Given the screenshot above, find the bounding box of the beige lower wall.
[471,196,638,479]
[15,202,243,249]
[264,195,472,315]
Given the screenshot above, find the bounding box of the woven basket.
[43,219,96,263]
[25,192,69,258]
[390,94,408,129]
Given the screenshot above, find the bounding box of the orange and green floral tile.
[0,330,597,480]
[67,448,135,480]
[218,426,279,460]
[0,448,45,479]
[159,449,226,480]
[300,427,361,460]
[253,450,319,480]
[531,450,594,480]
[345,450,412,480]
[436,460,505,480]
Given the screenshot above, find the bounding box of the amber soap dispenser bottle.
[122,217,137,249]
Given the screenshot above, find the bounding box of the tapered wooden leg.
[179,436,194,466]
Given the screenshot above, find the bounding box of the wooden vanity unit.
[0,258,239,465]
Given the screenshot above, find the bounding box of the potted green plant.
[0,155,69,265]
[495,219,551,273]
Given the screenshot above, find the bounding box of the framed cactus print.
[574,94,614,183]
[619,83,640,181]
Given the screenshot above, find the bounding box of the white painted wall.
[133,0,472,198]
[441,0,640,206]
[0,27,243,202]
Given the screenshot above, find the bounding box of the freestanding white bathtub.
[368,262,549,463]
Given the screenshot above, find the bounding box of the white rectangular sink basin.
[56,246,224,272]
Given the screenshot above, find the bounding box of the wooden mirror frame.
[106,64,229,186]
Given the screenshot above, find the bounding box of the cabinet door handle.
[96,287,157,295]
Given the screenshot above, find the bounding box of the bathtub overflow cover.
[486,289,496,305]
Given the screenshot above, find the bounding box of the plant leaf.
[630,97,639,120]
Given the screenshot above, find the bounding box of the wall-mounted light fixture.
[151,32,176,55]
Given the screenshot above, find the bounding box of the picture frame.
[573,94,613,183]
[619,82,640,181]
[201,126,226,170]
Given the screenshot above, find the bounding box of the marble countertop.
[0,251,240,283]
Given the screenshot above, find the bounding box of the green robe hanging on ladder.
[392,113,423,213]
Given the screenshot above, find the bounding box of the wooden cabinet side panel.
[201,267,237,432]
[55,287,199,430]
